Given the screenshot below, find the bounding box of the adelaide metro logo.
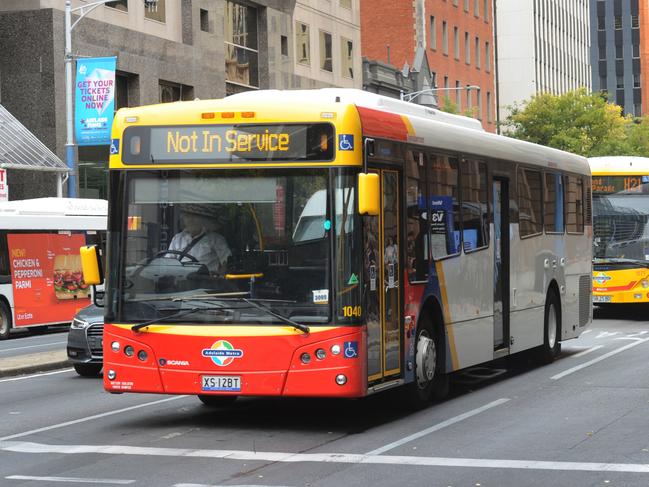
[201,340,244,367]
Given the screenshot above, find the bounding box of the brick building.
[360,0,496,132]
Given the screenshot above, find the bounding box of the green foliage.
[502,88,649,157]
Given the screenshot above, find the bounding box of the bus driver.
[167,204,231,275]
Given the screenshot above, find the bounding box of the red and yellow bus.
[589,156,649,304]
[82,89,592,407]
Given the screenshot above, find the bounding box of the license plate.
[593,295,612,303]
[201,375,241,392]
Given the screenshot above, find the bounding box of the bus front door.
[493,177,510,351]
[364,169,402,386]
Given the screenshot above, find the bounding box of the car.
[66,303,104,377]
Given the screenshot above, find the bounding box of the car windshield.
[111,169,359,325]
[592,176,649,262]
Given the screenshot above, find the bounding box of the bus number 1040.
[342,306,362,318]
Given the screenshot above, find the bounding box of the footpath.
[0,350,70,378]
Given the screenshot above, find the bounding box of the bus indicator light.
[201,112,215,119]
[331,344,341,355]
[241,111,255,118]
[221,112,235,118]
[335,374,347,385]
[111,341,120,352]
[300,353,311,364]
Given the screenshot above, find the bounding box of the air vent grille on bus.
[585,186,592,224]
[578,274,591,327]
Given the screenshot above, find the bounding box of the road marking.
[366,398,510,455]
[3,440,649,474]
[551,338,649,380]
[6,475,135,484]
[0,341,66,354]
[0,369,74,384]
[572,345,604,358]
[175,485,295,487]
[0,396,187,442]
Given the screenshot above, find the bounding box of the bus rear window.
[122,123,335,164]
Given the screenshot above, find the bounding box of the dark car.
[66,304,104,377]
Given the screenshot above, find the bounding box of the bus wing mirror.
[80,245,104,286]
[358,173,380,216]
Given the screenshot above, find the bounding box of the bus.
[589,156,649,304]
[0,197,107,339]
[81,88,592,406]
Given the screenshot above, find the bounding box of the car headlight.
[71,317,90,329]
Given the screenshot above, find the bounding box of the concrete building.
[360,0,497,132]
[590,0,641,117]
[0,0,361,199]
[496,0,591,125]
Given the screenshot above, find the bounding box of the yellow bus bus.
[589,156,649,304]
[82,89,592,407]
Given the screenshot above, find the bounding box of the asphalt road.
[0,306,648,487]
[0,327,68,359]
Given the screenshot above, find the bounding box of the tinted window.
[429,154,460,259]
[566,175,584,233]
[460,159,488,251]
[518,168,543,237]
[406,150,429,281]
[544,172,564,233]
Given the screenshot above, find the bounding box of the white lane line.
[0,341,66,354]
[175,485,295,487]
[551,338,649,380]
[365,398,510,455]
[0,369,74,384]
[572,345,604,358]
[3,440,649,474]
[0,396,187,442]
[6,475,134,484]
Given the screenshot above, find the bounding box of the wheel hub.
[415,331,436,388]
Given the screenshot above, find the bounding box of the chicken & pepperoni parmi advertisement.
[8,233,90,326]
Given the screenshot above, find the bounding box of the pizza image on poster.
[8,233,91,327]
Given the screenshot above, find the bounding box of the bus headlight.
[111,341,121,352]
[642,280,649,288]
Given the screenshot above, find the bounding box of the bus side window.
[406,150,429,281]
[428,154,460,259]
[0,231,8,284]
[565,175,584,234]
[460,159,488,251]
[518,167,543,237]
[544,172,564,233]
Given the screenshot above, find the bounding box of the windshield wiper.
[240,298,310,334]
[594,258,649,268]
[132,307,202,332]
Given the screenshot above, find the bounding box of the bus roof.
[115,88,588,175]
[588,156,649,174]
[0,198,107,230]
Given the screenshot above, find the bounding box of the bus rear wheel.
[198,395,238,407]
[407,321,448,408]
[0,302,11,340]
[538,291,561,364]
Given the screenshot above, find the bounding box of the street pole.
[64,0,77,197]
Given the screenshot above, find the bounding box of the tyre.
[198,395,238,407]
[538,291,561,364]
[73,363,103,377]
[406,319,448,409]
[0,301,11,340]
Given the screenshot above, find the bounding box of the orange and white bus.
[82,89,592,407]
[590,156,649,304]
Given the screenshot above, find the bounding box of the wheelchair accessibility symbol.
[109,139,120,155]
[338,134,354,151]
[344,341,358,358]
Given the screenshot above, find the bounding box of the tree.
[502,88,633,157]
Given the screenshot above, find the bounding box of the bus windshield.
[592,175,649,262]
[113,169,358,325]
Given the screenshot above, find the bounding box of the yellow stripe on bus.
[434,261,459,371]
[112,324,337,337]
[401,115,415,136]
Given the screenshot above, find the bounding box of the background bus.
[87,88,592,407]
[589,156,649,304]
[0,197,107,339]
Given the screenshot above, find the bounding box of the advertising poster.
[8,233,90,327]
[75,56,117,146]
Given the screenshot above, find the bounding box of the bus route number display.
[122,123,335,164]
[592,175,649,194]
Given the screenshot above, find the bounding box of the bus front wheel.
[538,291,561,364]
[0,302,11,340]
[407,320,448,408]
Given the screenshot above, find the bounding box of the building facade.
[361,0,497,132]
[590,0,642,117]
[497,0,591,125]
[0,0,361,199]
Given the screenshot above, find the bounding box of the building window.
[341,38,353,78]
[463,0,469,12]
[442,21,448,55]
[483,0,488,21]
[597,16,605,30]
[614,16,622,29]
[464,32,470,64]
[485,42,491,72]
[616,45,623,59]
[340,0,352,8]
[106,1,127,12]
[159,80,193,103]
[475,36,480,68]
[281,35,288,56]
[633,43,640,58]
[296,22,310,65]
[474,0,479,17]
[200,9,210,32]
[598,45,606,60]
[145,0,165,22]
[634,73,641,88]
[455,80,461,108]
[454,27,459,60]
[476,88,482,119]
[632,15,639,28]
[430,16,437,50]
[320,30,333,72]
[115,72,139,110]
[486,91,493,122]
[225,1,259,91]
[617,75,624,89]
